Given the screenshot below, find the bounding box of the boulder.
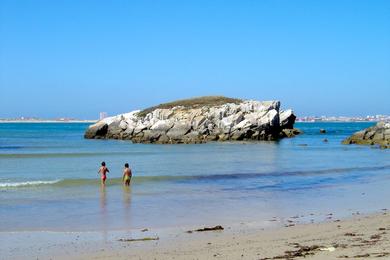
[220,112,244,133]
[150,120,174,132]
[262,109,279,127]
[141,130,162,142]
[192,115,207,129]
[166,122,192,141]
[84,122,108,139]
[106,121,123,139]
[342,122,390,148]
[133,122,148,135]
[119,120,128,130]
[280,128,302,138]
[280,109,296,129]
[233,119,252,131]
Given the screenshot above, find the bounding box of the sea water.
[0,122,389,232]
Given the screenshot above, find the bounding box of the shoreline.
[2,210,390,260]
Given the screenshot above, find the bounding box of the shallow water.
[0,122,389,232]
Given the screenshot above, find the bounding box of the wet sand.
[48,210,390,260]
[4,211,389,260]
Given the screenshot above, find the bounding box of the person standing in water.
[122,163,132,186]
[98,161,109,186]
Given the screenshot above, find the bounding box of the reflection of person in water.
[99,185,108,243]
[122,184,131,207]
[122,179,132,228]
[122,163,132,186]
[99,185,107,209]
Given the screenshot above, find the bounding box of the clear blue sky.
[1,0,389,119]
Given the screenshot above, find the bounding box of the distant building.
[99,112,108,120]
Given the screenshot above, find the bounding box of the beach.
[2,211,390,259]
[74,211,390,259]
[1,122,390,259]
[87,211,390,260]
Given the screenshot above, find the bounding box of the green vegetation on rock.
[137,96,242,118]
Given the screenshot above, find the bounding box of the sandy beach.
[83,212,390,260]
[2,211,389,260]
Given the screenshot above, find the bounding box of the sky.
[0,0,389,119]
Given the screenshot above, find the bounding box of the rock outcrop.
[85,96,299,144]
[342,121,390,149]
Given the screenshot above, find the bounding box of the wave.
[0,176,191,189]
[0,180,61,188]
[1,164,389,189]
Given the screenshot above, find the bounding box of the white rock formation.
[85,98,298,144]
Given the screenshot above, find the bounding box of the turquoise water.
[1,122,389,231]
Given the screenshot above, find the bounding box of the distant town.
[0,112,389,123]
[0,117,97,123]
[296,115,390,122]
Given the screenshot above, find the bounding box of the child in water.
[122,163,132,186]
[98,161,109,186]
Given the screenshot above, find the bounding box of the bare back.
[99,166,109,176]
[124,168,132,177]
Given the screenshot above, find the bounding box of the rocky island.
[342,121,390,149]
[84,96,299,144]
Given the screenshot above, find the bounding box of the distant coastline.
[296,120,378,123]
[0,119,97,123]
[0,119,383,123]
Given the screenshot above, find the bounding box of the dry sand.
[61,211,390,260]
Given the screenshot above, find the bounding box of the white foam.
[0,180,61,188]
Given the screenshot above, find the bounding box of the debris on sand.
[319,246,336,252]
[370,234,382,240]
[260,244,322,259]
[260,243,344,260]
[187,225,224,233]
[118,237,159,242]
[354,253,370,258]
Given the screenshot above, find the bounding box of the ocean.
[0,122,389,232]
